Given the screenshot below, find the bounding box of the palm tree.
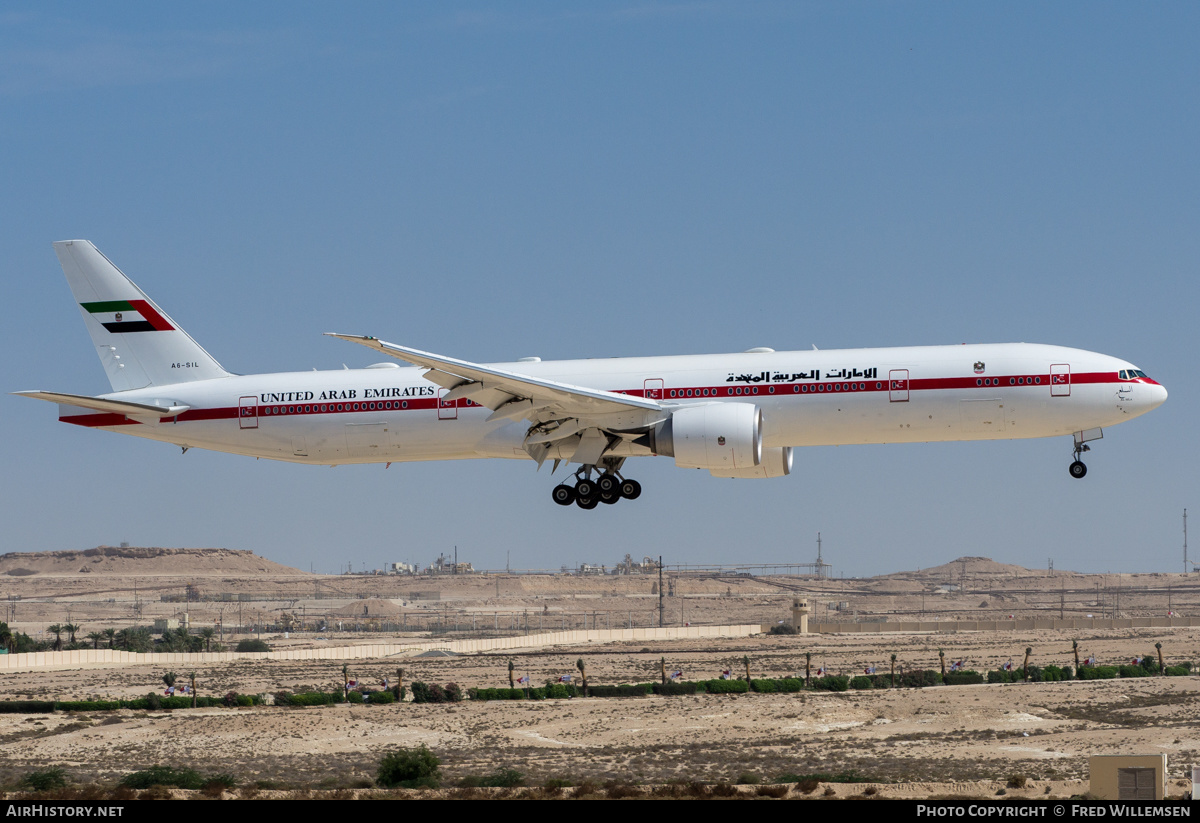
[85,632,103,650]
[200,628,215,652]
[102,628,116,649]
[0,622,12,654]
[64,623,80,645]
[47,624,63,651]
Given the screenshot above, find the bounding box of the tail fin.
[53,240,230,391]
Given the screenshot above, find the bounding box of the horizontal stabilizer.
[14,390,190,418]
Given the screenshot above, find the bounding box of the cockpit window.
[1121,369,1148,380]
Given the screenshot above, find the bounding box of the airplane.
[17,240,1167,509]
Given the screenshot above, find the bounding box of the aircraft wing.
[13,390,190,418]
[325,334,662,421]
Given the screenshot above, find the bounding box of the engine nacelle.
[710,446,792,478]
[645,403,762,471]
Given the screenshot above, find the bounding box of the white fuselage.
[59,342,1166,467]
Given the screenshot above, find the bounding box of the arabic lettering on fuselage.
[725,367,878,384]
[259,386,437,403]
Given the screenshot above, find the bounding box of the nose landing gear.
[1068,428,1103,479]
[551,463,642,508]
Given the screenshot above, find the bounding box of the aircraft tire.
[576,495,599,510]
[552,484,576,505]
[597,474,619,494]
[1069,460,1087,479]
[619,479,642,500]
[600,491,619,505]
[576,479,596,499]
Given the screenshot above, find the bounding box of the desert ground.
[1,547,1197,799]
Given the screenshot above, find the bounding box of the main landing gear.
[552,464,642,509]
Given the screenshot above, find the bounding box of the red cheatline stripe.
[59,372,1127,428]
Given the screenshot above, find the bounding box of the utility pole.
[658,555,664,628]
[1184,509,1188,573]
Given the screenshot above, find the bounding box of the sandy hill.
[880,556,1051,582]
[0,546,308,577]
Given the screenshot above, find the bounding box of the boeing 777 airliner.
[17,241,1167,509]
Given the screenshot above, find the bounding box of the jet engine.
[639,402,762,472]
[709,446,792,478]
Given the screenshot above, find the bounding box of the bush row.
[988,658,1191,683]
[5,657,1192,714]
[0,692,263,713]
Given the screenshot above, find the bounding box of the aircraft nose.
[1149,381,1168,409]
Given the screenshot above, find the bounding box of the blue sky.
[3,2,1196,577]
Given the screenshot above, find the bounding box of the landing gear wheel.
[552,484,576,506]
[597,474,619,495]
[576,495,599,510]
[619,479,642,500]
[575,479,596,499]
[1069,460,1087,479]
[600,491,619,504]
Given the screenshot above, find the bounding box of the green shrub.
[850,676,874,690]
[811,675,849,692]
[778,678,804,693]
[21,768,68,792]
[410,681,433,703]
[651,682,694,696]
[444,682,463,702]
[478,768,525,787]
[120,765,204,790]
[289,691,337,706]
[376,745,441,789]
[55,700,121,712]
[703,678,750,694]
[897,669,944,688]
[0,701,56,713]
[545,683,574,699]
[750,679,778,693]
[1077,665,1119,680]
[235,638,271,653]
[368,689,395,704]
[943,670,985,685]
[1038,665,1073,682]
[1165,666,1189,677]
[346,690,365,703]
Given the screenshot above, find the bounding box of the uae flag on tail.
[81,299,174,333]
